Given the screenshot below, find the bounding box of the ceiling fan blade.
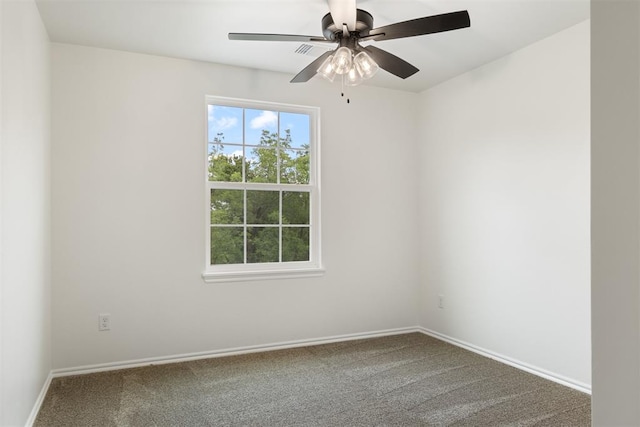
[362,46,419,79]
[327,0,357,31]
[291,51,333,83]
[367,10,470,41]
[229,33,331,43]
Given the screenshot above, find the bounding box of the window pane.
[280,149,309,184]
[247,147,278,183]
[208,105,243,144]
[206,100,318,273]
[211,189,243,224]
[282,227,310,262]
[247,227,279,263]
[279,112,310,149]
[209,144,244,182]
[282,191,309,225]
[247,190,279,225]
[211,227,244,264]
[245,109,278,146]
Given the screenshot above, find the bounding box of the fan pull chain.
[339,75,350,104]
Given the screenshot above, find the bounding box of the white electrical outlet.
[99,313,111,331]
[438,295,444,309]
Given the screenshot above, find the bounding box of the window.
[203,97,323,283]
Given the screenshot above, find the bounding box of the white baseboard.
[25,371,53,427]
[416,327,591,395]
[51,326,418,377]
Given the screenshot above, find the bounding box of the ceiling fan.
[228,0,470,85]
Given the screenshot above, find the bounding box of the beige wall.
[591,1,640,424]
[1,1,52,425]
[51,43,422,369]
[417,21,591,388]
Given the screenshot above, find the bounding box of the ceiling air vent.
[294,43,332,57]
[295,44,314,55]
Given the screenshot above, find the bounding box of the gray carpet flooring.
[34,333,591,426]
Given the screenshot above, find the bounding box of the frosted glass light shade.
[331,47,353,75]
[345,66,363,86]
[317,55,336,82]
[354,51,379,79]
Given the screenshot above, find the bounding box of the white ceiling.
[35,0,590,93]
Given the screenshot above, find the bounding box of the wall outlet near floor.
[99,313,111,331]
[438,295,444,309]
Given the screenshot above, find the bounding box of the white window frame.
[202,96,323,283]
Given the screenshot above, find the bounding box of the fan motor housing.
[322,9,374,40]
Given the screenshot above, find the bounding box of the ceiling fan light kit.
[317,55,337,82]
[316,49,379,88]
[354,52,379,79]
[331,46,353,74]
[228,1,470,100]
[345,66,363,86]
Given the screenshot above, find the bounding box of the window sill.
[202,266,325,284]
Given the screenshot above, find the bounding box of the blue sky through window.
[280,112,309,149]
[208,105,243,144]
[208,105,310,148]
[245,109,277,145]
